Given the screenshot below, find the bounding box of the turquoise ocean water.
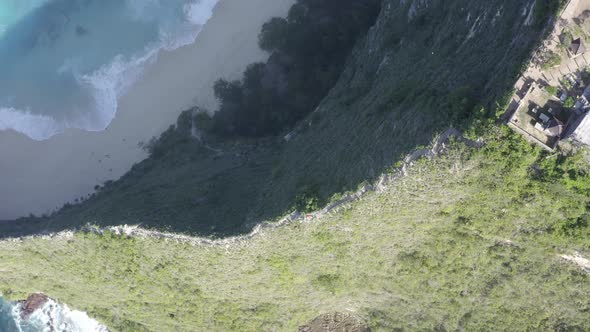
[0,1,47,35]
[0,0,218,140]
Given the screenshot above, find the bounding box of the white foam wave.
[0,0,219,141]
[76,48,160,134]
[23,299,108,332]
[1,296,108,332]
[161,0,218,50]
[0,107,62,140]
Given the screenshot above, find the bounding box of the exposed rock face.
[298,312,370,332]
[19,293,49,319]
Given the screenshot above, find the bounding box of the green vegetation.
[546,85,558,96]
[541,51,562,70]
[253,0,544,223]
[1,0,547,239]
[562,76,574,89]
[1,131,588,331]
[533,0,567,30]
[295,191,320,213]
[564,96,576,108]
[571,23,588,42]
[560,29,574,46]
[0,1,589,330]
[209,0,381,137]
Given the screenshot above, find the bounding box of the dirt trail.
[561,252,590,273]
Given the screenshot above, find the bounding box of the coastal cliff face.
[1,1,589,331]
[258,0,540,218]
[9,0,544,237]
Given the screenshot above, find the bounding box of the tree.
[541,51,561,70]
[208,0,382,138]
[259,17,289,52]
[546,86,558,96]
[564,96,575,108]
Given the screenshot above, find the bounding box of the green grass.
[1,129,588,331]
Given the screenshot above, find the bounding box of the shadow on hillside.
[0,0,549,240]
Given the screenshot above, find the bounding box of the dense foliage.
[209,0,381,137]
[534,0,567,29]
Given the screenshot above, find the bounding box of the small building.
[568,38,586,58]
[574,96,589,112]
[534,108,570,138]
[543,118,567,137]
[574,86,590,113]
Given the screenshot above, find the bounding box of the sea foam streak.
[0,0,218,141]
[0,296,108,332]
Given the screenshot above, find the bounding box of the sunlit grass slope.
[1,129,588,331]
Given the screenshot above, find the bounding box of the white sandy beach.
[0,0,294,219]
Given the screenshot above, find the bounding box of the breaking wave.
[0,295,108,332]
[0,0,218,141]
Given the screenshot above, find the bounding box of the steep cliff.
[2,0,547,238]
[1,2,589,331]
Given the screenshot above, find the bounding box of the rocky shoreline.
[19,293,49,320]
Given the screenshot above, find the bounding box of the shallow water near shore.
[0,0,217,140]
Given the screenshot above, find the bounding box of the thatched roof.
[569,38,586,56]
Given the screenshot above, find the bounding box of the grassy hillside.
[1,0,554,238]
[3,1,588,331]
[1,129,589,331]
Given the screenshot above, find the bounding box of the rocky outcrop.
[19,293,49,319]
[298,312,370,332]
[561,252,590,273]
[0,293,110,332]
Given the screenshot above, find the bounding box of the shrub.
[533,0,565,30]
[556,213,589,237]
[296,193,319,213]
[541,51,561,70]
[545,85,558,96]
[564,96,575,108]
[312,273,342,293]
[560,30,573,47]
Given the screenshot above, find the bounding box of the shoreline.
[0,0,294,219]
